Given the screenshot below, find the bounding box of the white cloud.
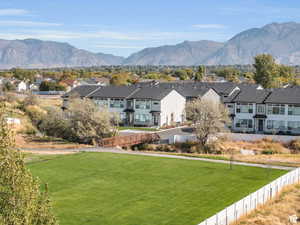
[0,9,29,16]
[0,20,62,27]
[192,24,227,29]
[0,28,230,43]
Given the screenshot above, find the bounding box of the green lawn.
[28,153,286,225]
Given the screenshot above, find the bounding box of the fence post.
[225,208,228,225]
[234,203,237,222]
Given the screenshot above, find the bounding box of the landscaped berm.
[28,153,286,225]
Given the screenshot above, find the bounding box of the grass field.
[28,153,286,225]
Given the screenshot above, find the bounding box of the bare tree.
[185,99,230,150]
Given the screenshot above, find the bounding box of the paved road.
[21,147,294,171]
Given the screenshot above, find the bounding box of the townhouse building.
[225,88,300,135]
[63,82,220,127]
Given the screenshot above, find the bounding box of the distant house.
[79,77,110,86]
[29,83,39,91]
[16,81,27,92]
[60,79,79,91]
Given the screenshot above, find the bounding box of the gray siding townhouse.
[63,82,221,127]
[225,87,300,135]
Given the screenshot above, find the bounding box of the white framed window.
[134,114,151,122]
[288,105,300,116]
[236,103,253,113]
[256,104,265,114]
[267,104,285,115]
[288,121,300,130]
[235,119,253,129]
[266,120,285,129]
[110,98,125,108]
[135,100,151,110]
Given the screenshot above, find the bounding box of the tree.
[253,54,278,88]
[214,67,240,82]
[110,73,132,86]
[243,72,255,83]
[0,102,58,225]
[195,65,206,81]
[185,99,230,150]
[174,70,189,80]
[39,81,66,91]
[39,98,119,144]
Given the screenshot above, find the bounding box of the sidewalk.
[20,147,294,171]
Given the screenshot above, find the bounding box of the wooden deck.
[98,133,160,147]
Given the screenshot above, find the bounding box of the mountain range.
[1,22,300,68]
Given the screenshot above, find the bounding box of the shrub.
[20,93,39,110]
[3,92,18,103]
[24,105,47,126]
[156,144,175,152]
[20,123,37,136]
[262,149,275,155]
[288,139,300,153]
[174,141,198,153]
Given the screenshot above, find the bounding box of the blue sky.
[0,0,300,56]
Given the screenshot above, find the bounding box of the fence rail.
[98,133,160,147]
[198,168,300,225]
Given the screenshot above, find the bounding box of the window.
[266,120,285,130]
[226,104,235,113]
[288,105,300,116]
[119,113,126,121]
[134,114,151,122]
[288,121,300,130]
[267,104,285,115]
[256,104,265,114]
[235,119,253,129]
[135,100,151,110]
[236,103,253,113]
[94,98,108,107]
[110,99,124,108]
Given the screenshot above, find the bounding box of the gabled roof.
[129,87,178,100]
[134,81,220,98]
[264,88,300,104]
[231,89,271,104]
[62,85,101,98]
[89,85,138,98]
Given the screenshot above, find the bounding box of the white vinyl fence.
[198,168,300,225]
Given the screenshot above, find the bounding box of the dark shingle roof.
[62,85,100,98]
[231,89,271,104]
[89,85,138,98]
[129,87,175,100]
[265,88,300,104]
[135,81,222,97]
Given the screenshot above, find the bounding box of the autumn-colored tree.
[0,102,58,225]
[214,67,240,82]
[185,99,230,149]
[253,54,278,88]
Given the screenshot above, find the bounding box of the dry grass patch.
[16,134,91,149]
[220,139,290,154]
[235,184,300,225]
